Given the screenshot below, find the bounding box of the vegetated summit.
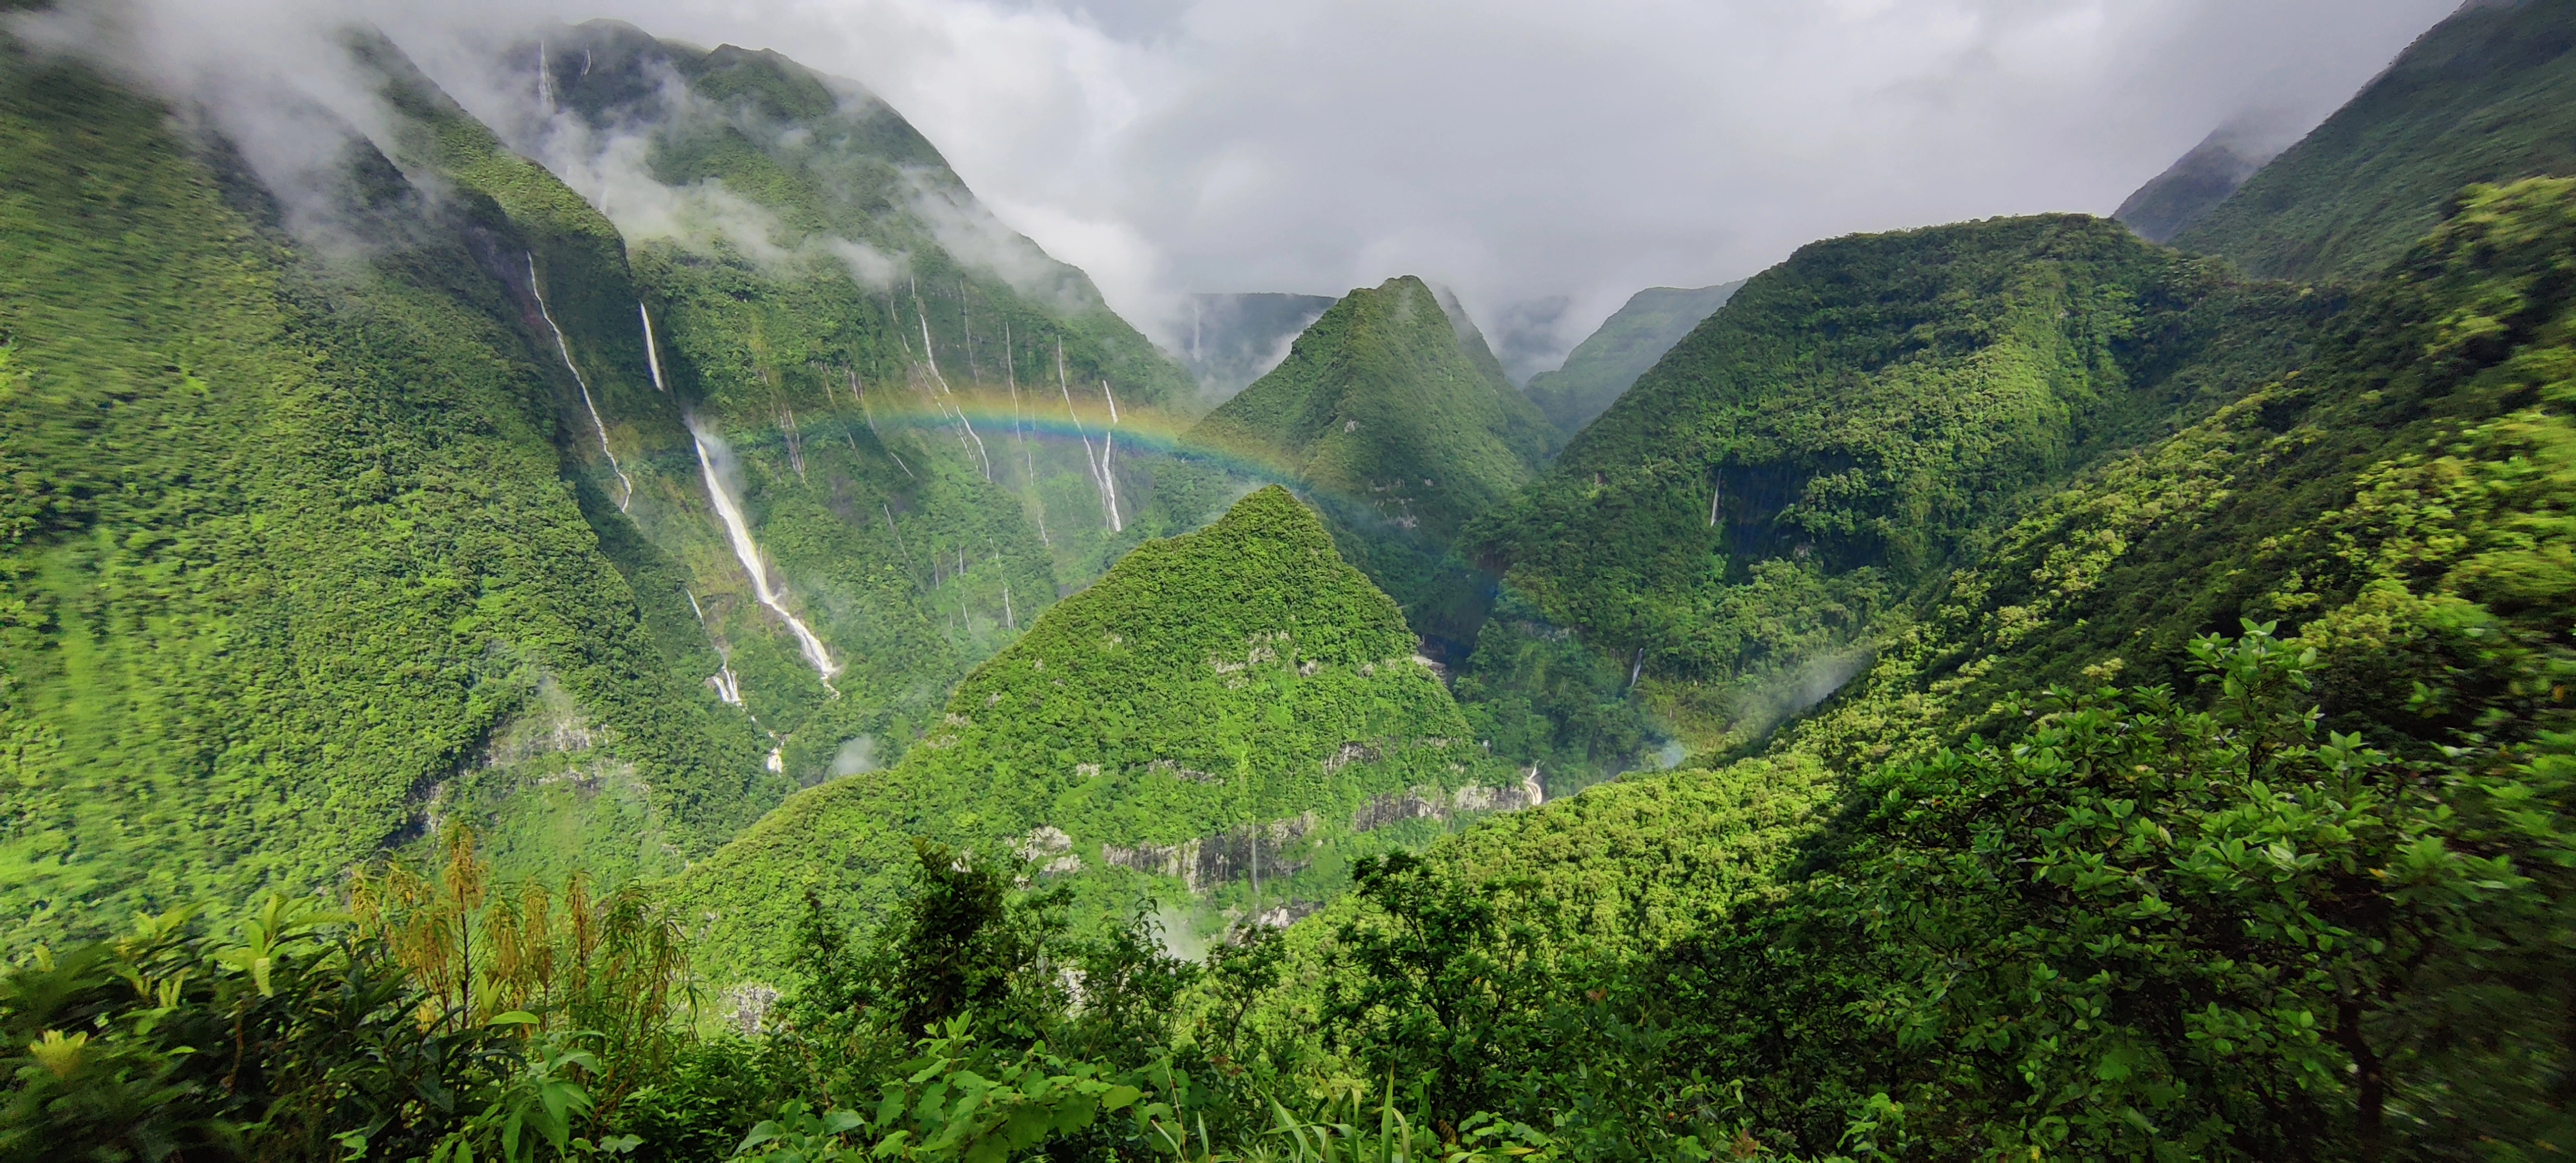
[6,2,2576,1160]
[0,14,1218,946]
[1472,210,2307,753]
[1187,275,1560,651]
[669,485,1527,982]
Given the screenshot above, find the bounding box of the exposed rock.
[1350,769,1545,833]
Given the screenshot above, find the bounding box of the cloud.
[16,0,2465,371]
[7,0,402,240]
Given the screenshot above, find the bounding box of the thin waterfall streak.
[528,255,632,511]
[684,589,745,706]
[1003,324,1046,545]
[1100,432,1123,531]
[1058,339,1116,527]
[688,415,839,689]
[639,304,669,393]
[1002,584,1014,630]
[918,311,991,479]
[782,409,807,482]
[1098,376,1123,531]
[883,503,921,588]
[1005,324,1034,478]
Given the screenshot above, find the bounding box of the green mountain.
[0,36,774,947]
[1522,281,1743,432]
[1253,173,2576,1162]
[358,25,1223,845]
[2172,0,2576,280]
[8,1,2576,1156]
[0,19,1204,946]
[670,486,1527,981]
[1472,214,2308,749]
[1187,276,1560,648]
[2113,126,2277,243]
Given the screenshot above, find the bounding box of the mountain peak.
[670,483,1513,978]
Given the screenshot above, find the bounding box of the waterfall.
[685,589,745,706]
[528,255,633,511]
[917,305,991,479]
[1003,323,1046,546]
[1098,379,1124,527]
[640,304,668,392]
[1100,432,1123,530]
[1056,341,1120,532]
[688,415,840,688]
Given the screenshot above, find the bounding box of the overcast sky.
[43,0,2469,372]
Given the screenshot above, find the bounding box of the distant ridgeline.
[672,487,1533,982]
[2112,126,2280,244]
[1522,281,1744,433]
[0,17,1210,947]
[1472,212,2313,753]
[2170,0,2576,280]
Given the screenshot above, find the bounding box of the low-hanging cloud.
[12,0,2466,371]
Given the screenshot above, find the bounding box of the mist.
[11,0,2468,371]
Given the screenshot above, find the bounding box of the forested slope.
[1474,214,2310,749]
[415,22,1215,801]
[0,42,771,948]
[2112,126,2275,244]
[2174,0,2576,280]
[0,17,1214,945]
[1188,276,1558,649]
[671,487,1528,982]
[1239,177,2576,1160]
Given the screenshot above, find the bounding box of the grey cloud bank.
[25,0,2467,375]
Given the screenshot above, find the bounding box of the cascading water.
[685,589,745,705]
[688,415,840,689]
[1056,341,1120,532]
[640,303,669,392]
[528,255,633,511]
[915,300,991,479]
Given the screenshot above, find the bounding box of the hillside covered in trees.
[1187,276,1561,651]
[0,16,1223,939]
[669,487,1528,981]
[6,0,2576,1160]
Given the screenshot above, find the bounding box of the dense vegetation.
[671,488,1522,982]
[1521,282,1743,433]
[1189,276,1559,651]
[0,39,772,951]
[10,1,2576,1157]
[1231,176,2576,1160]
[1,11,1221,948]
[1474,213,2315,750]
[2173,0,2576,281]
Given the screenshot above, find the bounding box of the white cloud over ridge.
[21,0,2466,376]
